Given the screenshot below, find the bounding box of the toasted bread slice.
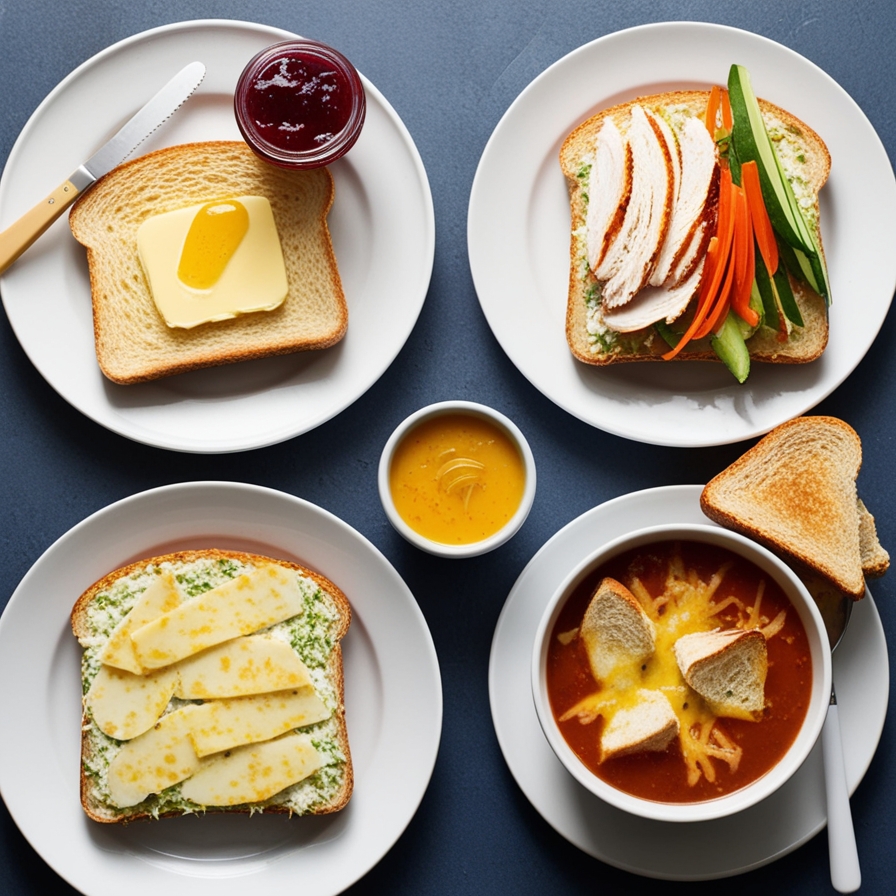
[599,689,679,761]
[69,141,347,384]
[700,416,874,600]
[673,628,767,718]
[580,577,655,681]
[71,549,352,823]
[561,91,830,367]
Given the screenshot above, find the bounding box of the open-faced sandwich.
[71,550,352,823]
[561,65,831,382]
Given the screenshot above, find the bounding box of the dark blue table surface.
[1,1,894,893]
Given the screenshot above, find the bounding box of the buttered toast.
[71,549,352,823]
[69,141,348,384]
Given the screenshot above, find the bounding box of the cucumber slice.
[728,64,830,303]
[773,266,804,327]
[727,65,810,251]
[711,312,750,383]
[754,252,780,331]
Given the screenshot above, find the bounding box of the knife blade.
[0,60,206,274]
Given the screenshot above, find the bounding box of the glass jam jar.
[234,39,366,170]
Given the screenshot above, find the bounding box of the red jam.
[234,40,366,170]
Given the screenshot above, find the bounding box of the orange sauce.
[547,540,811,803]
[389,413,526,545]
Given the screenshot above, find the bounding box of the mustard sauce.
[389,413,526,545]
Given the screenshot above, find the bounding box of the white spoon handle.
[822,701,861,893]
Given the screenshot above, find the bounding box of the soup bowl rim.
[377,400,537,558]
[530,521,832,823]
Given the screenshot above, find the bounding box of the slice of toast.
[700,416,880,600]
[561,91,830,367]
[599,689,679,761]
[69,141,347,384]
[71,549,352,823]
[580,577,655,681]
[673,628,767,718]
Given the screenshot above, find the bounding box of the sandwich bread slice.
[71,549,352,823]
[561,81,830,376]
[69,141,348,384]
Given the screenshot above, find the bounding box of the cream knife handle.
[0,179,83,274]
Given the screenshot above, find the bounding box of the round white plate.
[0,20,434,453]
[0,482,442,896]
[489,484,888,880]
[468,22,896,447]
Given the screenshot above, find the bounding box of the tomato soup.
[546,540,812,803]
[389,413,526,545]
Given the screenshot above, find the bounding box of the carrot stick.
[730,185,759,327]
[661,238,719,360]
[741,160,778,275]
[705,85,721,134]
[663,166,738,358]
[720,88,733,131]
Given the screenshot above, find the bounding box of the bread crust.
[562,91,830,367]
[69,142,348,384]
[72,549,353,823]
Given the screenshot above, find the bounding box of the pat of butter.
[180,732,322,807]
[130,564,305,670]
[99,571,183,674]
[136,195,288,329]
[187,686,330,757]
[86,664,178,740]
[174,634,314,699]
[107,705,200,808]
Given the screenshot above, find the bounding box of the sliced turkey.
[602,257,705,333]
[595,105,674,309]
[650,116,718,287]
[585,119,630,272]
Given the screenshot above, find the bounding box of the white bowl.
[378,401,536,558]
[531,523,832,823]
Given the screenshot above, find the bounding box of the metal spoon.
[820,595,861,893]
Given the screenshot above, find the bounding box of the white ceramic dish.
[0,482,442,896]
[468,22,896,447]
[378,400,536,558]
[489,485,888,879]
[530,522,831,823]
[0,19,434,453]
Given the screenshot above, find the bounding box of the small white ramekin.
[378,401,536,558]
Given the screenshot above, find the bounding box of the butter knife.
[0,60,206,274]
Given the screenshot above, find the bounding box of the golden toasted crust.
[562,91,830,367]
[73,549,353,823]
[69,141,347,384]
[700,417,870,599]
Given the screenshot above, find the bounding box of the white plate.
[0,482,442,896]
[468,22,896,447]
[489,484,888,880]
[0,20,434,453]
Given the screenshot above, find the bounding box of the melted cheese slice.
[130,564,304,670]
[86,664,178,740]
[137,195,288,329]
[98,571,182,673]
[180,732,322,807]
[187,686,330,757]
[107,705,200,808]
[174,634,313,699]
